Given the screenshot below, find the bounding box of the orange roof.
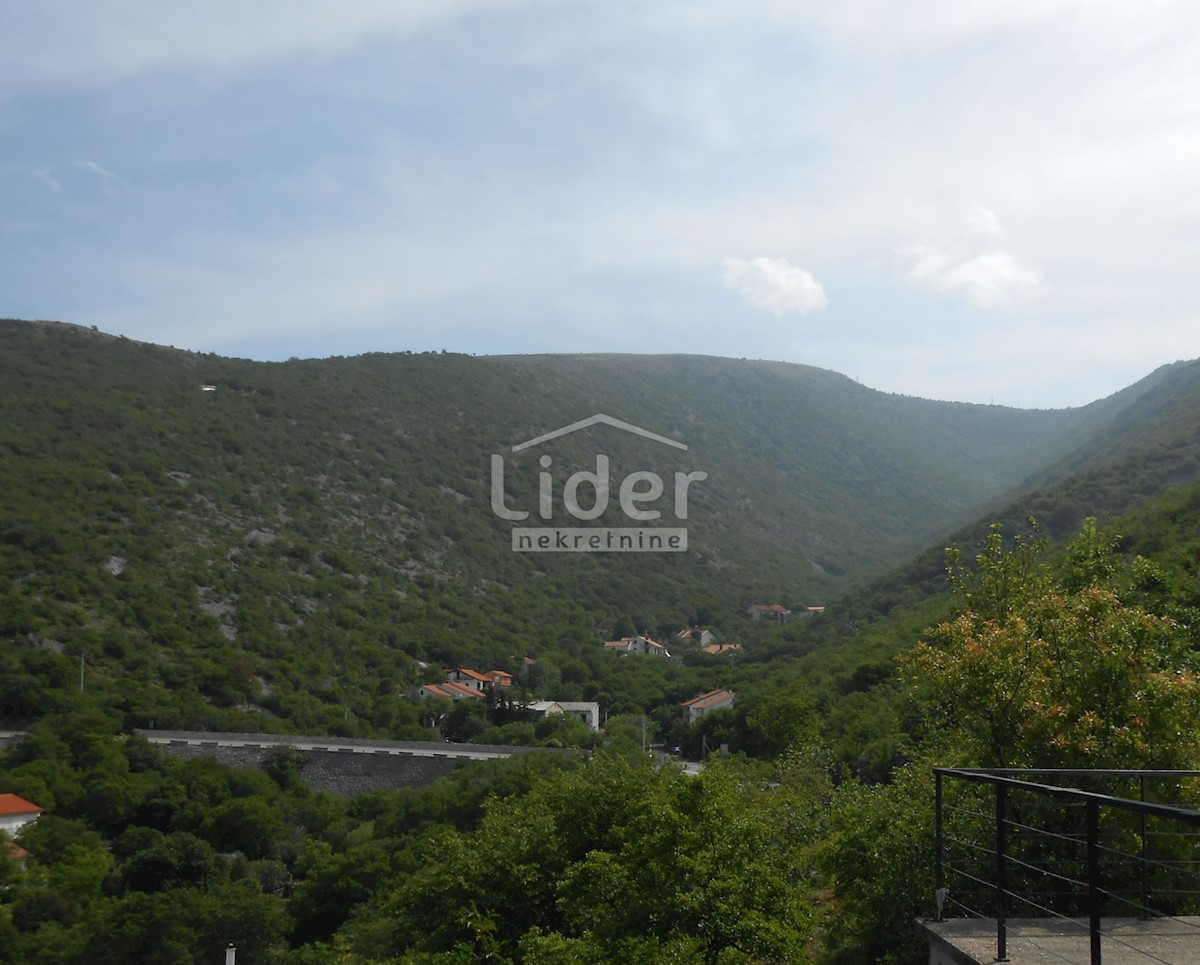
[682,688,736,709]
[751,603,789,613]
[702,643,742,655]
[441,681,487,700]
[448,667,492,682]
[0,793,43,816]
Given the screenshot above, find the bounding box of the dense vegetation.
[3,318,1151,738]
[6,505,1200,963]
[6,320,1200,961]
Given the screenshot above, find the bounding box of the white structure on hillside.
[681,689,736,724]
[0,794,44,834]
[677,626,718,646]
[527,700,601,732]
[603,635,670,657]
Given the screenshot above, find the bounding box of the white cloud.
[903,207,1040,309]
[722,257,828,317]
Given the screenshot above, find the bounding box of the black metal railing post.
[935,771,945,922]
[1139,774,1150,919]
[995,782,1009,962]
[1087,798,1102,965]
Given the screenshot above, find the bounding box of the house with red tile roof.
[445,667,514,690]
[702,642,742,656]
[417,681,487,701]
[603,635,671,657]
[446,667,492,690]
[676,626,718,646]
[681,689,736,724]
[0,793,44,834]
[747,603,792,624]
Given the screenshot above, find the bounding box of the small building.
[603,635,671,657]
[677,626,718,647]
[416,681,486,701]
[702,642,742,657]
[445,668,492,691]
[527,700,601,732]
[682,689,736,724]
[747,603,792,624]
[444,667,513,690]
[0,794,44,835]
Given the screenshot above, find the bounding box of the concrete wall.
[3,728,579,796]
[136,730,580,796]
[151,740,460,795]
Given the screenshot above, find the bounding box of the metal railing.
[934,768,1200,964]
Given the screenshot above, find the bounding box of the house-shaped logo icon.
[510,413,687,452]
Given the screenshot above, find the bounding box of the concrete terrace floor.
[920,916,1200,964]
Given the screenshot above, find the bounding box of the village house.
[0,793,44,835]
[526,700,601,732]
[747,603,792,624]
[676,626,717,647]
[702,642,742,657]
[445,667,492,690]
[602,635,671,657]
[416,681,486,701]
[681,689,736,724]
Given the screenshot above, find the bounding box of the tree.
[354,753,821,963]
[901,518,1200,768]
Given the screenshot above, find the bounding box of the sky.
[3,1,1200,409]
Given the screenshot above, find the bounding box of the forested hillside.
[0,318,1122,736]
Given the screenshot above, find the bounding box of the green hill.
[2,318,1199,735]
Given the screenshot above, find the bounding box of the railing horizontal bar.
[966,769,1200,779]
[935,768,1200,823]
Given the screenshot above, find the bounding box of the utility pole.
[79,654,85,692]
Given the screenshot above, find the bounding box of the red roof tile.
[0,793,43,816]
[682,688,736,710]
